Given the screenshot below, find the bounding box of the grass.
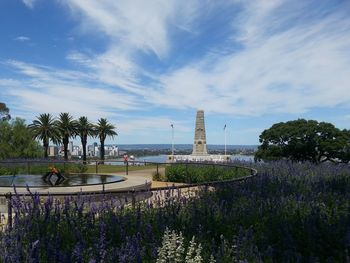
[85,164,163,174]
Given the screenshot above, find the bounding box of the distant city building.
[48,146,58,157]
[94,146,100,157]
[108,145,119,157]
[71,145,81,156]
[46,142,119,159]
[68,141,73,154]
[87,145,95,156]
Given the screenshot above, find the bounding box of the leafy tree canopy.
[95,118,117,162]
[56,112,78,160]
[29,113,61,158]
[0,102,11,121]
[0,118,42,159]
[255,119,350,163]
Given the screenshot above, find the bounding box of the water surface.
[0,174,124,187]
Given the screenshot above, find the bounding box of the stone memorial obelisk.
[192,110,208,155]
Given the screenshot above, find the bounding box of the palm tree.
[95,118,117,163]
[56,113,78,160]
[76,116,95,164]
[29,113,60,158]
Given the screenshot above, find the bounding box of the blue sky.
[1,0,350,146]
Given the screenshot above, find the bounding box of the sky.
[1,0,350,146]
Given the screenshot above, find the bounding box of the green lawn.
[86,164,162,174]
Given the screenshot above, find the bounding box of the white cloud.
[60,0,203,101]
[5,1,350,123]
[1,60,140,122]
[14,36,31,42]
[62,0,199,58]
[146,1,350,115]
[67,48,146,96]
[114,116,193,144]
[118,117,191,134]
[22,0,37,9]
[60,1,350,117]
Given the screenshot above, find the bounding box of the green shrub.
[164,164,250,183]
[152,171,165,181]
[0,166,12,175]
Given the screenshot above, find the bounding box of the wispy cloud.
[62,0,200,58]
[116,116,192,144]
[1,60,140,122]
[14,36,31,42]
[147,1,350,115]
[4,0,350,123]
[118,116,191,133]
[59,0,350,117]
[22,0,37,9]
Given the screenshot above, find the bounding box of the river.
[106,154,254,165]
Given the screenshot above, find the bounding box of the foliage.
[152,170,165,181]
[76,116,95,163]
[0,118,42,159]
[29,113,60,158]
[29,113,116,160]
[156,228,203,263]
[56,113,78,161]
[162,164,251,183]
[0,161,349,262]
[95,118,117,162]
[156,228,185,263]
[255,119,350,163]
[185,236,203,263]
[0,102,11,121]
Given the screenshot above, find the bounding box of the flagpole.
[224,124,227,156]
[225,127,227,156]
[171,124,174,156]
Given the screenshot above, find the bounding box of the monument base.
[167,154,231,163]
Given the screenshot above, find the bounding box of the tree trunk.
[43,140,48,159]
[63,135,69,161]
[82,136,87,164]
[100,139,105,164]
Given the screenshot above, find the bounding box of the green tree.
[76,116,95,164]
[0,118,42,159]
[95,118,117,163]
[29,113,60,158]
[255,119,350,163]
[0,102,11,121]
[56,113,78,161]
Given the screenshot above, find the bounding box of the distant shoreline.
[101,144,257,162]
[114,144,258,150]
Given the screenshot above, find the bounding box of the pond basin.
[0,174,125,188]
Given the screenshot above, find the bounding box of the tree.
[0,118,42,159]
[76,116,95,164]
[255,119,350,163]
[56,113,78,161]
[29,113,60,158]
[95,118,117,163]
[0,102,11,121]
